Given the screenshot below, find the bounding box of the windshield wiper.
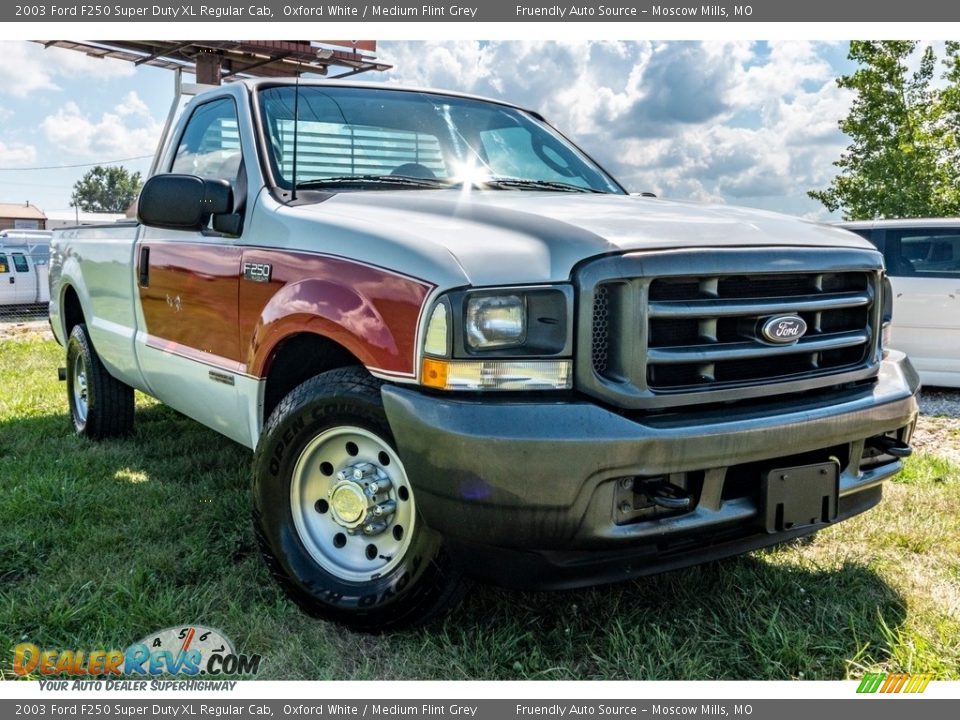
[481,178,607,194]
[295,175,457,190]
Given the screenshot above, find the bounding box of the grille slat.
[647,290,871,319]
[646,329,869,365]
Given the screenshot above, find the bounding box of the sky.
[0,40,944,219]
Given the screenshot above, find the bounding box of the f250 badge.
[243,262,272,283]
[761,314,807,344]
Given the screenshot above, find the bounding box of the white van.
[841,218,960,388]
[0,247,50,306]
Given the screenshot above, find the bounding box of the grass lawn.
[1,336,958,681]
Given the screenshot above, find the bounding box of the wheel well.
[62,286,84,337]
[262,333,362,424]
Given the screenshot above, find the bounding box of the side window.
[886,230,960,278]
[12,254,29,273]
[171,98,243,185]
[0,253,7,273]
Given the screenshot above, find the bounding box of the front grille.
[578,248,883,410]
[645,272,872,390]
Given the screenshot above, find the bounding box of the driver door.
[134,96,251,445]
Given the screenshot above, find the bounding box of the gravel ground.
[914,387,960,465]
[918,387,960,417]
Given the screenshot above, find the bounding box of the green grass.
[1,336,958,680]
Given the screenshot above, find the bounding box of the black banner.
[5,0,960,23]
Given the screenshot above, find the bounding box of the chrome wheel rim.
[290,426,416,582]
[72,352,88,424]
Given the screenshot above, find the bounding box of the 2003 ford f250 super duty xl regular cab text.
[50,80,920,630]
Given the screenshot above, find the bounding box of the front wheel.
[252,367,464,631]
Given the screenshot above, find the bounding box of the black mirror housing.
[138,174,233,231]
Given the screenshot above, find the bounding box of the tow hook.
[868,435,913,458]
[57,367,66,382]
[641,480,693,510]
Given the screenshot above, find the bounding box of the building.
[45,210,127,230]
[0,202,46,231]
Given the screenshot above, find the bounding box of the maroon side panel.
[240,250,433,378]
[138,242,242,364]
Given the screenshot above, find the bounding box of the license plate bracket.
[761,460,839,533]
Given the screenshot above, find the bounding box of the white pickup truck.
[0,240,50,306]
[49,79,920,630]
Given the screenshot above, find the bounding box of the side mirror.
[138,174,233,232]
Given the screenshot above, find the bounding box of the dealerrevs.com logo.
[13,626,262,683]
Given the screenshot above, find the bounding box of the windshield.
[257,86,624,194]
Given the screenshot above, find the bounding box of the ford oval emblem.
[760,315,807,344]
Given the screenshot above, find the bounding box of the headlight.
[466,294,525,349]
[419,285,573,391]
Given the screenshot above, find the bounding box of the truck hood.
[289,190,876,287]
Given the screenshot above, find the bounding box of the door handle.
[8,277,13,284]
[138,246,150,288]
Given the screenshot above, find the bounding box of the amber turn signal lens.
[421,358,450,389]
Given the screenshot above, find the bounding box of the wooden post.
[196,51,222,86]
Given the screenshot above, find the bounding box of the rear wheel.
[252,367,464,631]
[66,324,134,439]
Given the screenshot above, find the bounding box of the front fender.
[247,274,431,380]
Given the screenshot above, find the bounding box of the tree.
[809,41,960,220]
[70,165,143,214]
[935,41,960,211]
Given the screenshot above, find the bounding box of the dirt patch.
[0,320,53,342]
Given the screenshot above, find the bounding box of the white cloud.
[115,91,151,117]
[40,95,162,159]
[0,41,134,98]
[0,140,37,166]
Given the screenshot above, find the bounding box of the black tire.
[66,324,134,439]
[252,367,465,631]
